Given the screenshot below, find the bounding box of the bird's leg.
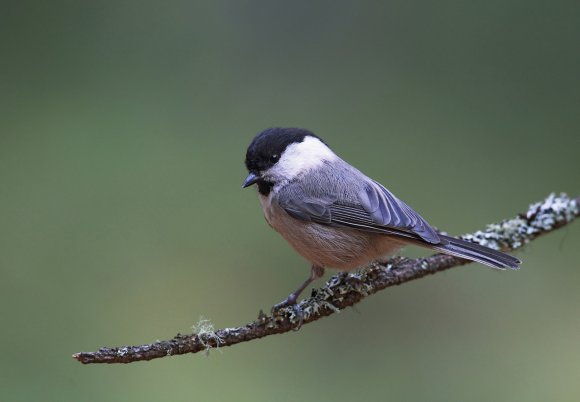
[272,265,325,313]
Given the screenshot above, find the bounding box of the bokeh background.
[1,1,580,401]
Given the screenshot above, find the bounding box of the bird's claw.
[271,296,304,330]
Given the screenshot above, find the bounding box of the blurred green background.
[1,1,580,401]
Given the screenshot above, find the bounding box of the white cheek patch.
[267,136,338,182]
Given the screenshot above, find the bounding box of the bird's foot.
[271,294,304,330]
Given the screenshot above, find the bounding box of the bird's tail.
[430,234,521,270]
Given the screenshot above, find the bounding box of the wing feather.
[277,179,441,244]
[359,181,441,243]
[274,174,520,270]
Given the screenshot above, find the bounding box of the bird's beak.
[242,172,261,188]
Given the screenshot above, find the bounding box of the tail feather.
[430,234,521,270]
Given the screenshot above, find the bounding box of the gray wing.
[278,178,442,245]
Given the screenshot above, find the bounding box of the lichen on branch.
[73,193,579,365]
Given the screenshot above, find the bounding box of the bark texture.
[73,193,579,364]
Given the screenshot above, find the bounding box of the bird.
[242,127,520,311]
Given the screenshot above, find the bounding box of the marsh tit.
[243,127,520,310]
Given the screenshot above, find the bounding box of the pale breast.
[259,194,403,270]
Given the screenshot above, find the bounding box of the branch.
[73,193,579,364]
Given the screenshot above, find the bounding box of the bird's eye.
[270,154,279,163]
